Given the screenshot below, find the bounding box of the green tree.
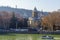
[9,12,18,29]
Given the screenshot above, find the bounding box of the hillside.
[0,6,48,18]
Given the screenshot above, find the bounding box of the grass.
[0,33,60,40]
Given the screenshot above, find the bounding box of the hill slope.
[0,6,48,18]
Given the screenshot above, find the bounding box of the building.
[28,7,41,28]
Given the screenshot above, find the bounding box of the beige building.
[28,7,40,28]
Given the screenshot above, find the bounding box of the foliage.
[41,11,60,30]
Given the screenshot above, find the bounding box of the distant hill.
[0,6,48,18]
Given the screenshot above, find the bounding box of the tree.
[41,11,60,31]
[0,11,11,29]
[23,18,28,28]
[9,12,18,29]
[17,18,28,29]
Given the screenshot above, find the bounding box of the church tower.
[28,7,40,28]
[32,7,38,18]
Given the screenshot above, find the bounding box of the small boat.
[42,36,54,39]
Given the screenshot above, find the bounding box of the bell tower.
[32,7,38,18]
[28,7,40,28]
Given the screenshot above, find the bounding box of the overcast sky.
[0,0,60,12]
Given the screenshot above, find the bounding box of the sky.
[0,0,60,12]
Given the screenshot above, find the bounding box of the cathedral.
[28,7,41,28]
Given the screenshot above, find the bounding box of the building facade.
[28,7,40,28]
